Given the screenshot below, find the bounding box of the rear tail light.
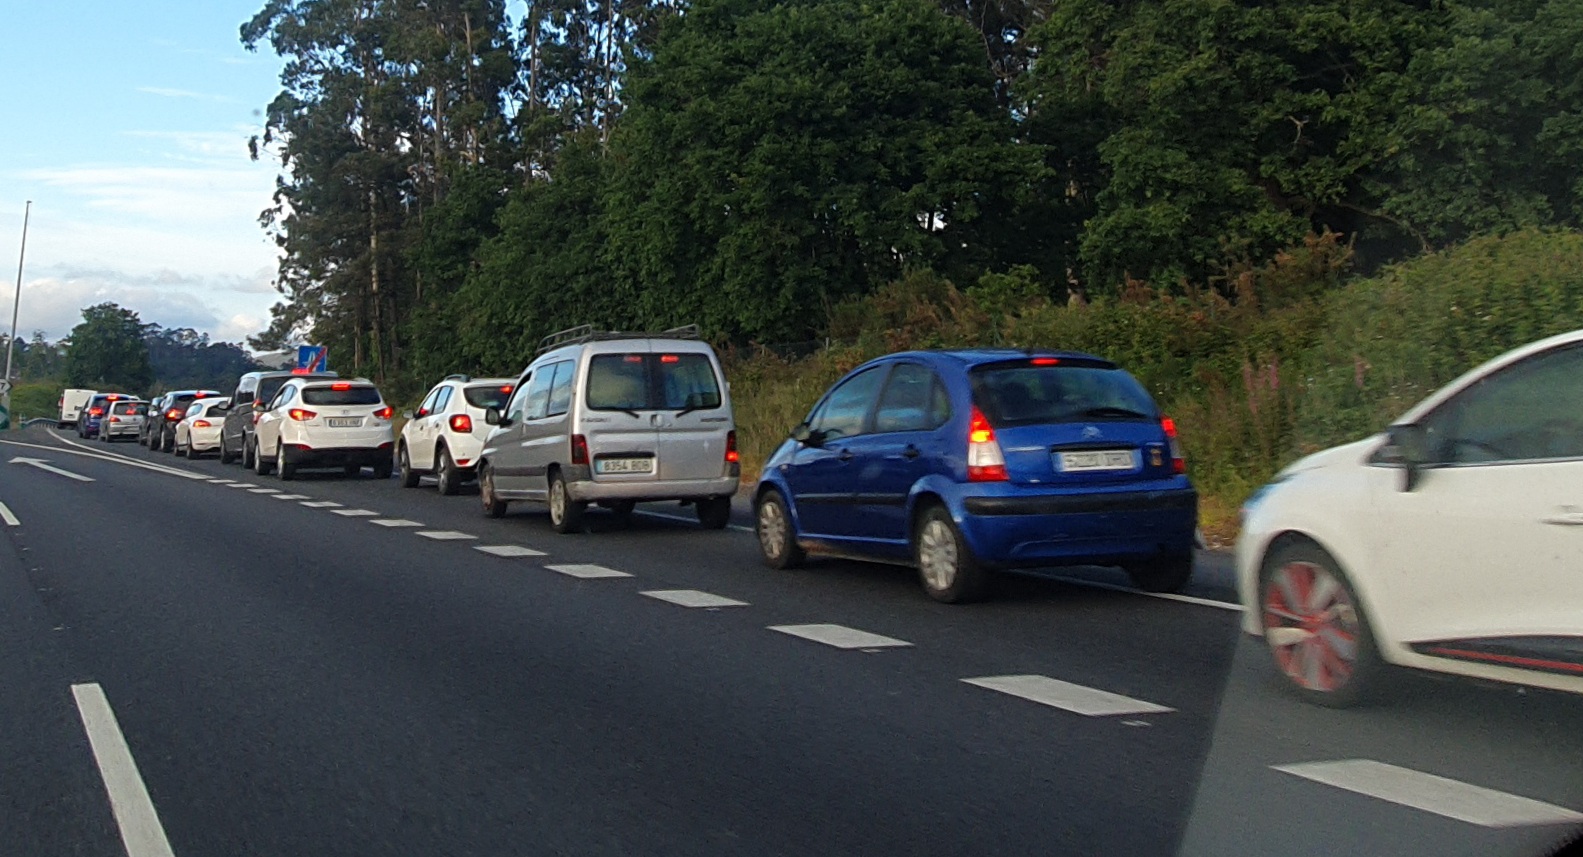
[570,434,589,465]
[373,405,394,420]
[449,414,473,433]
[288,408,318,421]
[109,417,120,423]
[166,409,183,421]
[725,430,739,463]
[193,419,212,428]
[1161,416,1185,474]
[967,406,1008,482]
[90,407,104,416]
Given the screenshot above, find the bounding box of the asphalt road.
[1,425,1579,856]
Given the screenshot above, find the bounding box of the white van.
[478,325,739,533]
[58,389,94,428]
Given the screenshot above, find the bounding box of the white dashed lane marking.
[226,483,256,489]
[248,488,281,494]
[271,494,312,500]
[416,530,476,541]
[642,589,748,608]
[962,675,1174,717]
[370,518,423,528]
[332,509,379,517]
[207,479,234,484]
[769,624,912,650]
[475,545,546,558]
[300,501,342,508]
[0,501,18,527]
[1273,759,1583,828]
[545,564,632,579]
[72,683,177,857]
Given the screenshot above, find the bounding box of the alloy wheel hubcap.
[550,482,565,521]
[918,520,958,591]
[759,501,787,557]
[1263,561,1360,692]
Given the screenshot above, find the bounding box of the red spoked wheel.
[1260,542,1381,707]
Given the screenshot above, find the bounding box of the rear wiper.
[1078,407,1152,420]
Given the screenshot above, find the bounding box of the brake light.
[449,414,473,433]
[166,409,183,421]
[109,417,120,423]
[89,407,104,416]
[500,385,513,394]
[624,355,643,363]
[373,405,393,420]
[195,392,210,399]
[107,394,121,401]
[1161,416,1185,474]
[660,354,680,364]
[288,408,317,421]
[570,433,589,465]
[1030,357,1060,366]
[967,406,1007,482]
[725,430,739,463]
[193,419,212,428]
[331,382,351,390]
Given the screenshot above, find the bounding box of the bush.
[8,382,61,423]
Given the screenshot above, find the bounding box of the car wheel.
[696,497,731,530]
[371,459,393,480]
[241,436,254,468]
[1127,553,1194,593]
[547,471,585,534]
[219,437,237,464]
[277,446,296,480]
[253,440,274,475]
[479,462,508,519]
[398,445,420,488]
[756,489,804,570]
[914,504,989,604]
[161,430,175,453]
[435,447,460,496]
[1259,541,1384,708]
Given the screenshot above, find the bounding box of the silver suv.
[478,325,740,533]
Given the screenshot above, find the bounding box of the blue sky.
[0,1,288,346]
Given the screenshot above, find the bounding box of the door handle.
[1542,512,1583,526]
[902,445,921,459]
[837,449,854,462]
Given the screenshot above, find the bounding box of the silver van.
[477,325,740,533]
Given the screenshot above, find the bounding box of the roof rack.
[535,323,701,355]
[444,373,472,382]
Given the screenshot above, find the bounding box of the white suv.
[398,374,516,494]
[252,378,395,480]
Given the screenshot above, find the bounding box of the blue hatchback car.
[753,350,1198,602]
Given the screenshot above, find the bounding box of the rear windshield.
[258,374,333,404]
[970,362,1156,428]
[587,353,722,412]
[168,395,201,411]
[464,384,514,410]
[110,402,141,416]
[302,386,382,406]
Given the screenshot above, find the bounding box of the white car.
[397,374,516,495]
[251,378,395,480]
[1238,329,1583,706]
[174,397,232,459]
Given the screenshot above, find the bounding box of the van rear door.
[581,349,660,482]
[649,348,732,483]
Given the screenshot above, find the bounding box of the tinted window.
[587,355,649,411]
[586,353,722,411]
[811,366,886,440]
[874,364,948,433]
[546,361,575,417]
[971,362,1156,428]
[302,386,382,406]
[167,395,200,414]
[655,354,721,410]
[1423,345,1583,463]
[186,403,205,418]
[464,384,513,410]
[522,367,556,420]
[111,401,140,416]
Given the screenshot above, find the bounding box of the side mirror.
[484,407,503,426]
[1384,424,1429,491]
[402,410,415,420]
[791,422,823,447]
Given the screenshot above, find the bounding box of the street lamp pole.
[2,200,32,429]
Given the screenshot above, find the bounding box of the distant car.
[98,399,147,442]
[753,350,1198,603]
[251,378,395,479]
[174,397,232,459]
[58,388,94,428]
[147,390,223,452]
[78,393,133,439]
[477,325,739,532]
[398,374,516,495]
[1238,329,1583,706]
[138,394,168,446]
[220,369,338,466]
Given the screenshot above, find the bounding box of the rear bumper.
[569,474,740,503]
[283,443,393,468]
[188,427,223,450]
[952,486,1198,568]
[103,424,141,438]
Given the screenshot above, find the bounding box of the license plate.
[1056,449,1135,472]
[596,457,654,474]
[326,417,362,428]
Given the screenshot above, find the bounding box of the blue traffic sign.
[296,345,329,372]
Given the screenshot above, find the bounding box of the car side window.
[432,387,454,414]
[811,366,887,441]
[874,363,940,434]
[504,372,533,423]
[1422,345,1583,464]
[522,366,557,420]
[271,386,295,410]
[186,403,203,418]
[546,360,575,418]
[417,388,441,416]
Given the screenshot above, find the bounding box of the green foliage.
[65,303,155,392]
[7,382,59,422]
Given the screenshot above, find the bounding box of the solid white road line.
[8,456,95,482]
[71,683,177,857]
[633,509,755,534]
[474,544,546,558]
[962,674,1174,717]
[0,501,18,527]
[247,488,281,494]
[332,509,379,517]
[642,589,748,608]
[270,494,312,500]
[36,432,207,480]
[769,623,912,650]
[1047,574,1244,612]
[300,501,342,508]
[416,530,476,540]
[545,563,633,579]
[370,518,422,528]
[1273,759,1583,828]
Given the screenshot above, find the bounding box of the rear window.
[302,386,382,406]
[970,361,1156,428]
[464,384,513,410]
[587,353,722,412]
[110,402,141,416]
[168,395,199,411]
[258,374,333,404]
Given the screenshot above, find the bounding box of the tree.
[64,304,154,392]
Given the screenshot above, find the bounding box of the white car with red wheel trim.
[251,378,395,480]
[397,374,516,495]
[1237,328,1583,706]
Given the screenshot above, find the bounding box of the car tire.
[914,504,989,604]
[547,471,585,534]
[219,437,237,464]
[371,459,393,480]
[1127,553,1194,593]
[241,436,255,468]
[398,445,420,488]
[696,497,731,530]
[161,430,175,453]
[435,447,460,496]
[277,446,296,480]
[608,500,636,524]
[1258,541,1384,708]
[479,462,508,519]
[756,489,804,570]
[253,440,274,476]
